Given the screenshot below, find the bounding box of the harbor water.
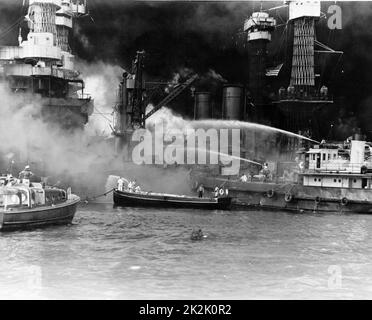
[1,203,372,299]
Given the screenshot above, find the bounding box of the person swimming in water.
[191,229,205,241]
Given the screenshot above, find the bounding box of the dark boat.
[113,189,232,210]
[0,178,80,231]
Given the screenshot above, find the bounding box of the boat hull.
[113,189,231,210]
[192,175,372,214]
[0,196,80,231]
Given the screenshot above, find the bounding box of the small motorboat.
[0,177,80,231]
[113,188,232,210]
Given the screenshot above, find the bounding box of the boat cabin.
[0,181,67,210]
[306,140,372,174]
[299,139,372,189]
[301,172,372,189]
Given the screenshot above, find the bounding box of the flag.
[266,63,283,77]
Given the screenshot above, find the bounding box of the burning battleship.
[0,0,93,130]
[112,0,341,162]
[109,0,372,214]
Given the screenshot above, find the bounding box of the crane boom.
[144,74,198,120]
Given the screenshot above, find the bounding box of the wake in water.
[191,120,319,144]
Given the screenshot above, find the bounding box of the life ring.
[266,189,275,198]
[284,192,293,203]
[341,197,348,206]
[315,196,321,204]
[219,188,225,196]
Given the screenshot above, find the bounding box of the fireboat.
[192,134,372,214]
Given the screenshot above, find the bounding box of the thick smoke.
[76,60,123,136]
[0,83,115,174]
[0,82,193,197]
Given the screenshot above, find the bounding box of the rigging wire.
[0,16,25,42]
[93,107,113,124]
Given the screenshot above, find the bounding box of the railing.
[305,162,367,174]
[275,91,333,102]
[77,93,92,100]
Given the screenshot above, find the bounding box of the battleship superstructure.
[272,0,335,140]
[0,0,93,129]
[240,0,341,143]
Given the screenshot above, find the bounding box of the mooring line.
[80,188,115,204]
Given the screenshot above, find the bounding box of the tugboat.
[192,135,372,214]
[113,179,232,210]
[0,176,80,231]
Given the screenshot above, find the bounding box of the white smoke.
[76,60,123,136]
[0,82,116,178]
[146,105,193,134]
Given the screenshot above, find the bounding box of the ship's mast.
[0,1,93,130]
[272,0,334,141]
[287,0,320,95]
[244,10,276,106]
[23,0,88,69]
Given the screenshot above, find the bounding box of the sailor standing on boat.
[197,184,205,198]
[128,180,137,192]
[127,180,133,191]
[19,165,33,180]
[4,174,16,186]
[117,177,125,191]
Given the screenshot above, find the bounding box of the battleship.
[109,0,363,212]
[112,1,341,151]
[0,0,93,130]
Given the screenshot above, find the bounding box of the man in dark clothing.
[197,184,205,198]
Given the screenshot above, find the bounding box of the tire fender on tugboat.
[266,189,275,198]
[284,192,293,203]
[341,197,349,206]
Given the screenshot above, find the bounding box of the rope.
[0,16,24,42]
[80,188,115,204]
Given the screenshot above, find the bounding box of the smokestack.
[194,92,211,120]
[222,85,244,120]
[350,140,366,172]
